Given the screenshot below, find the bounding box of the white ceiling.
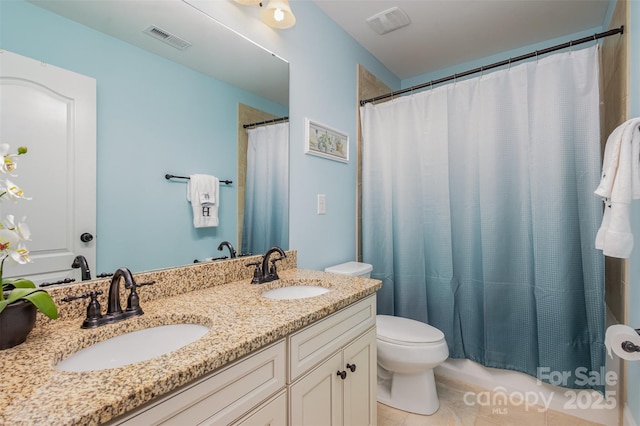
[26,0,612,99]
[313,0,612,80]
[28,0,290,105]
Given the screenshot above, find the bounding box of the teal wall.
[628,0,640,422]
[1,0,400,273]
[1,0,287,273]
[191,0,401,270]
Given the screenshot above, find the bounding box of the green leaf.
[0,288,58,319]
[2,278,36,289]
[22,290,58,319]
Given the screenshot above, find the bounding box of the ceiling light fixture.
[261,0,296,29]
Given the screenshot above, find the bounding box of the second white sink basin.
[56,324,210,372]
[262,285,329,300]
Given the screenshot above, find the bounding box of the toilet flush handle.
[346,363,356,372]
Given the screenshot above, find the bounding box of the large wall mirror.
[4,0,289,281]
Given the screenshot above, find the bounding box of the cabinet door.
[343,328,377,426]
[290,351,343,426]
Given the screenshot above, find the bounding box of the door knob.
[337,370,347,380]
[346,363,356,372]
[80,232,94,243]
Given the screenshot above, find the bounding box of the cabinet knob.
[336,370,347,380]
[346,363,356,373]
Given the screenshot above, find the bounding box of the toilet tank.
[324,261,373,278]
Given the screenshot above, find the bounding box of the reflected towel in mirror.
[187,174,219,228]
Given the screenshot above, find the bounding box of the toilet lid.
[376,315,445,344]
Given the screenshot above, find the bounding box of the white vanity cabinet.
[289,295,377,426]
[109,340,287,426]
[108,295,377,426]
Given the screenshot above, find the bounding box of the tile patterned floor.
[377,376,606,426]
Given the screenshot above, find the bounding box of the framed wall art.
[304,118,349,163]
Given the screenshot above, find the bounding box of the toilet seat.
[377,315,445,346]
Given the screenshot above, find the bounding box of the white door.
[0,50,96,285]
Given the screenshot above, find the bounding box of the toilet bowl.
[324,262,449,416]
[376,314,449,415]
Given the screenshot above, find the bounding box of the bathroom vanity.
[0,252,381,425]
[111,296,376,425]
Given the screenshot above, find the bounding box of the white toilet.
[324,261,449,416]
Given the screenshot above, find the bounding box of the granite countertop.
[0,268,381,426]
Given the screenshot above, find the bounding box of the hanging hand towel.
[594,118,640,258]
[187,174,219,228]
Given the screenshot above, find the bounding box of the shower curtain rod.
[360,25,624,106]
[243,116,289,129]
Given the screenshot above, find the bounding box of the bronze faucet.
[106,267,142,319]
[217,241,237,259]
[71,255,91,280]
[261,247,286,282]
[245,247,287,284]
[61,267,154,328]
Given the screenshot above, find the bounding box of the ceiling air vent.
[366,7,411,35]
[143,25,192,51]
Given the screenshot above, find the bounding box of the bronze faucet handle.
[134,280,155,288]
[62,291,104,328]
[245,261,262,284]
[269,257,284,279]
[39,278,76,287]
[96,272,113,278]
[61,290,103,303]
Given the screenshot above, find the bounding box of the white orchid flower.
[2,179,30,201]
[10,244,30,265]
[0,143,19,174]
[2,215,31,241]
[0,228,20,258]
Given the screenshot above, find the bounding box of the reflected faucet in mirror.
[71,255,92,281]
[217,241,237,259]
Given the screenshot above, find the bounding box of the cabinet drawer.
[233,390,287,426]
[289,295,376,381]
[115,340,286,426]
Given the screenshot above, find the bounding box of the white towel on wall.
[594,118,640,258]
[187,174,219,228]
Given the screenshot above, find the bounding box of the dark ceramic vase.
[0,299,37,350]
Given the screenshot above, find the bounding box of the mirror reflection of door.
[0,50,96,284]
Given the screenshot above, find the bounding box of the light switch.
[317,194,326,215]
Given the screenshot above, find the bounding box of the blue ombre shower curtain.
[242,122,289,254]
[360,45,605,390]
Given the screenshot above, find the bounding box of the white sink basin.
[56,324,210,372]
[262,285,329,300]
